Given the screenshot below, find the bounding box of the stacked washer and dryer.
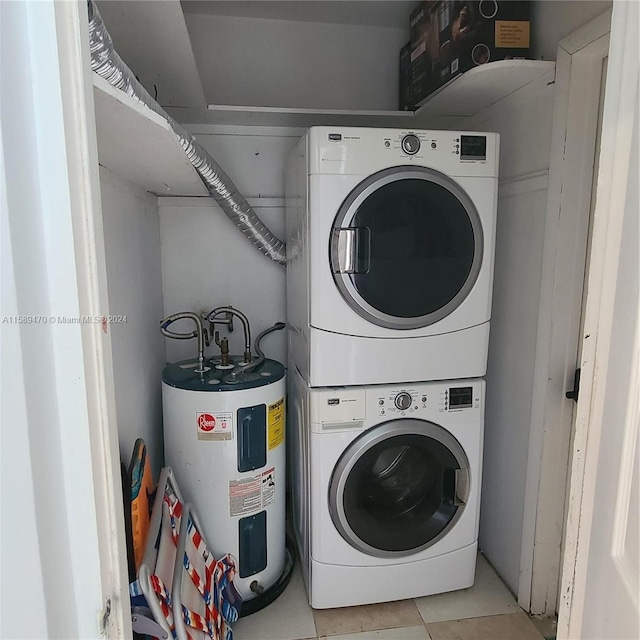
[285,127,499,608]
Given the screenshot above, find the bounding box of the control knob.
[401,134,420,155]
[394,392,412,411]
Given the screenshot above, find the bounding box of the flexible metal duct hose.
[87,1,286,264]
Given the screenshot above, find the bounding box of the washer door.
[329,419,470,558]
[330,166,483,329]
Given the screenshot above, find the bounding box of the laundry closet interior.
[90,0,612,635]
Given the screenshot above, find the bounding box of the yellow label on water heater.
[268,397,285,450]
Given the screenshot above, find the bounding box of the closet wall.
[158,193,288,366]
[454,74,555,594]
[184,13,406,110]
[100,167,166,475]
[531,0,612,59]
[157,129,294,367]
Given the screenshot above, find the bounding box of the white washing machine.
[285,127,499,387]
[289,366,484,608]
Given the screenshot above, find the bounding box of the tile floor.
[233,554,549,640]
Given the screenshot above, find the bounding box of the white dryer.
[289,366,484,608]
[285,127,499,387]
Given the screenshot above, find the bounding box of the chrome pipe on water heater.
[160,312,210,374]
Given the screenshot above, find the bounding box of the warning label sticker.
[229,467,276,517]
[229,475,262,516]
[197,411,233,441]
[268,397,285,450]
[262,467,276,507]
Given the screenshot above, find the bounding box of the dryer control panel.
[308,127,499,178]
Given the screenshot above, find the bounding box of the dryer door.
[330,166,483,329]
[329,418,470,558]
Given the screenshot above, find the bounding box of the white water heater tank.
[162,357,286,602]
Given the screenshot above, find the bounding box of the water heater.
[160,307,290,611]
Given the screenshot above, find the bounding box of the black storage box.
[408,1,438,109]
[409,0,531,108]
[399,42,414,110]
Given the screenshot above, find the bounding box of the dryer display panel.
[330,166,483,330]
[329,419,470,558]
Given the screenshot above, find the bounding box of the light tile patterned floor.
[313,599,424,636]
[427,613,544,640]
[413,553,522,624]
[234,554,547,640]
[325,628,432,640]
[233,566,316,640]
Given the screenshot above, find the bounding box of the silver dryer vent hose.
[87,1,286,265]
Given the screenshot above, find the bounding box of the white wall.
[186,125,302,198]
[531,0,612,60]
[100,167,166,476]
[96,0,206,109]
[451,72,556,594]
[1,84,49,640]
[184,13,407,110]
[158,127,297,367]
[158,196,288,367]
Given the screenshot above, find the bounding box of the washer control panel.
[372,380,482,419]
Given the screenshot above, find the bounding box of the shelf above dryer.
[414,60,556,118]
[92,74,207,196]
[166,60,555,129]
[91,60,555,194]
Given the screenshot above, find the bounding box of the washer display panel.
[330,166,483,329]
[329,419,470,558]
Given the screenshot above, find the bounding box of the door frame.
[1,1,129,636]
[518,11,612,615]
[53,2,132,636]
[557,0,638,635]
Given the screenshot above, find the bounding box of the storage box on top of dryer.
[399,41,414,110]
[407,2,437,110]
[409,0,531,108]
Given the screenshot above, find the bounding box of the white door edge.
[518,10,611,615]
[53,2,132,636]
[1,1,130,636]
[558,0,639,636]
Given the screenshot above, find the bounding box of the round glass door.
[329,419,470,558]
[330,166,483,329]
